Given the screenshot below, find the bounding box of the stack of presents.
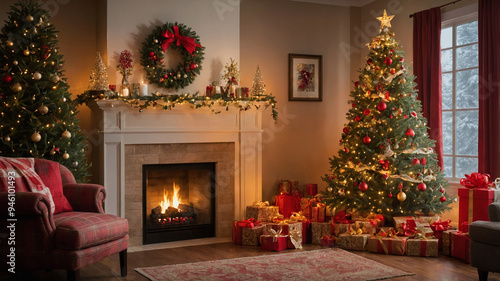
[232,174,500,262]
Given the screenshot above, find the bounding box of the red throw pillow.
[35,159,73,214]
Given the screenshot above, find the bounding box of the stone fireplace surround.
[92,100,263,246]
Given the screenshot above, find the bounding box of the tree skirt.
[135,248,413,281]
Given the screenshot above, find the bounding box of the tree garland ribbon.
[161,25,201,54]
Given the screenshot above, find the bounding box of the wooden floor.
[2,242,499,280]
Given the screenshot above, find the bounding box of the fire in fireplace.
[143,162,216,244]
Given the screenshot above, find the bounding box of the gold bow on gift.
[253,201,270,207]
[289,211,308,222]
[268,226,283,242]
[289,228,303,249]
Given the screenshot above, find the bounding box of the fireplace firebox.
[142,162,216,244]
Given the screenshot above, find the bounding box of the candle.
[122,88,129,97]
[140,83,148,96]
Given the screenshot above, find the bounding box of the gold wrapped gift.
[407,237,439,257]
[246,202,279,222]
[338,233,371,251]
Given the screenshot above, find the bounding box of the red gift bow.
[333,211,353,224]
[430,219,451,232]
[399,219,417,236]
[459,222,469,233]
[376,228,397,238]
[369,214,385,227]
[161,25,201,54]
[236,218,260,228]
[460,172,493,189]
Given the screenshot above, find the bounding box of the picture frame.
[288,54,322,101]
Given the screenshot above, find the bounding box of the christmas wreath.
[140,22,204,90]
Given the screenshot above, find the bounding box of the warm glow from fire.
[160,182,182,213]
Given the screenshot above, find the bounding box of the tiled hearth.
[124,142,235,246]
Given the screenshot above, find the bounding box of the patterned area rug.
[135,248,414,281]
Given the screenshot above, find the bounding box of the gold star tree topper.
[377,10,395,29]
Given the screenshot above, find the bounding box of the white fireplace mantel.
[91,100,263,220]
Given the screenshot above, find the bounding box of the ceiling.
[290,0,376,7]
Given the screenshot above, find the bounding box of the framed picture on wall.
[288,54,322,101]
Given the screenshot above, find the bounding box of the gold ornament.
[51,75,60,83]
[397,191,406,202]
[63,152,70,160]
[72,161,78,167]
[50,148,56,155]
[61,130,71,139]
[6,40,13,47]
[377,10,395,29]
[62,97,67,102]
[26,14,34,22]
[23,49,30,56]
[4,136,11,142]
[33,71,42,80]
[31,132,41,142]
[10,82,22,92]
[13,60,18,65]
[39,105,49,115]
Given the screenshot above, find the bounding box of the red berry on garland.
[359,182,368,192]
[418,183,427,191]
[440,196,447,203]
[367,58,373,65]
[384,57,393,65]
[363,136,371,144]
[343,127,349,134]
[388,193,393,198]
[355,116,361,122]
[421,157,427,165]
[2,75,12,84]
[363,109,371,116]
[377,101,387,111]
[405,128,415,137]
[412,158,420,165]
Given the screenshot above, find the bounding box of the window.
[441,16,478,180]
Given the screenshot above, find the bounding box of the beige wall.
[240,0,351,202]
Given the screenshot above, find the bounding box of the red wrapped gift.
[232,218,261,245]
[311,222,332,245]
[452,232,470,263]
[306,184,318,196]
[260,228,288,251]
[275,194,300,218]
[311,203,326,222]
[302,220,312,244]
[320,235,336,247]
[458,187,495,224]
[430,219,451,249]
[300,198,313,219]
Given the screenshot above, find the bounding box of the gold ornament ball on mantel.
[31,132,41,142]
[62,152,70,160]
[39,105,49,115]
[61,130,71,139]
[397,191,407,202]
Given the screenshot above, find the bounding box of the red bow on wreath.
[161,25,201,54]
[299,70,311,89]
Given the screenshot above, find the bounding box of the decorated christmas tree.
[0,0,89,182]
[322,11,452,220]
[250,65,266,96]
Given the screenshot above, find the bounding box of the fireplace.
[143,163,216,244]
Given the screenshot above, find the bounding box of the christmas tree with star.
[0,0,89,182]
[322,10,453,220]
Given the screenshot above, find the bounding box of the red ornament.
[42,54,47,59]
[149,51,155,57]
[343,127,349,134]
[190,63,197,70]
[344,147,349,153]
[390,68,396,74]
[421,157,427,165]
[384,57,393,65]
[2,75,12,84]
[377,101,387,111]
[404,114,408,119]
[411,111,417,117]
[367,58,373,65]
[418,183,427,191]
[439,188,445,193]
[383,173,388,179]
[363,109,371,116]
[405,128,415,137]
[390,49,395,53]
[388,193,393,198]
[363,136,371,144]
[355,116,361,122]
[440,196,447,203]
[354,81,359,87]
[359,182,368,192]
[352,103,356,108]
[398,183,403,190]
[163,74,168,79]
[400,57,404,62]
[412,158,420,165]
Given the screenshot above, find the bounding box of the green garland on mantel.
[76,91,278,122]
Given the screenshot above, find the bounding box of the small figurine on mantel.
[222,58,240,98]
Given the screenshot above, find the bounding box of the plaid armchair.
[0,158,128,281]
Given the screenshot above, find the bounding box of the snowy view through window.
[441,20,478,179]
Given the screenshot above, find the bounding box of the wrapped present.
[393,216,436,237]
[311,203,326,222]
[232,218,261,245]
[458,187,495,224]
[263,221,302,236]
[260,228,288,252]
[451,232,470,263]
[442,229,458,256]
[312,222,332,245]
[305,184,318,196]
[320,235,336,247]
[246,202,279,222]
[300,197,314,219]
[275,194,300,218]
[407,238,439,257]
[367,236,408,256]
[430,219,452,249]
[242,225,264,246]
[353,221,376,235]
[288,227,303,249]
[277,180,292,195]
[339,233,371,251]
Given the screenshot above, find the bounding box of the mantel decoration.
[139,22,204,90]
[117,49,133,96]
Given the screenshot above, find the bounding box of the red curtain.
[478,0,500,178]
[413,7,443,168]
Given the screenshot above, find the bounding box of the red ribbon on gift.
[430,219,451,232]
[236,218,260,228]
[161,25,201,54]
[398,219,417,237]
[333,211,353,224]
[459,221,469,233]
[460,172,493,189]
